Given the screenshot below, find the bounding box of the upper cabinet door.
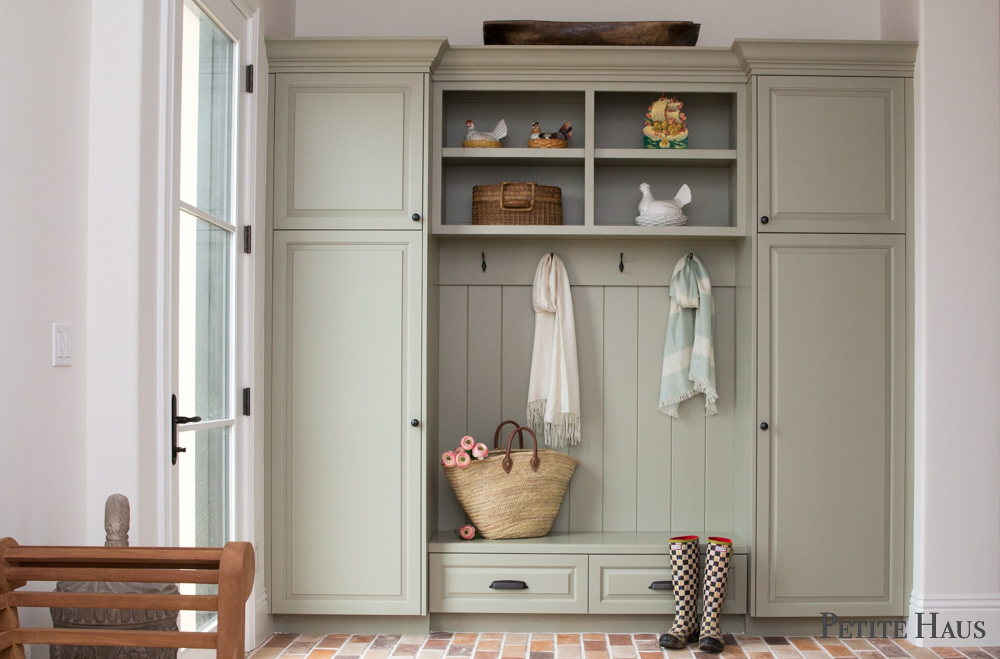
[274,73,425,230]
[758,76,905,233]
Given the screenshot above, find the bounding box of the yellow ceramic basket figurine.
[644,95,688,148]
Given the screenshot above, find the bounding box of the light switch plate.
[53,323,72,366]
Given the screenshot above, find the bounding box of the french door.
[170,0,248,633]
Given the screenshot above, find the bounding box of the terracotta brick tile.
[400,637,428,645]
[958,652,993,659]
[771,647,803,659]
[425,641,451,651]
[801,652,831,659]
[341,645,372,656]
[420,652,444,659]
[698,653,725,659]
[430,634,454,641]
[532,643,555,653]
[822,644,856,658]
[586,642,609,652]
[449,646,475,657]
[558,636,582,646]
[930,650,964,659]
[635,636,657,642]
[611,647,637,659]
[816,640,845,648]
[791,641,822,653]
[475,652,499,659]
[741,643,770,654]
[306,650,337,659]
[892,643,917,653]
[373,638,403,650]
[531,652,555,659]
[586,652,611,659]
[664,650,692,659]
[319,635,351,650]
[337,656,360,659]
[749,652,776,659]
[903,650,940,659]
[503,648,526,659]
[738,639,763,644]
[395,646,423,657]
[765,640,791,647]
[252,649,285,659]
[454,636,480,646]
[721,646,747,659]
[532,637,555,642]
[981,650,1000,659]
[584,637,607,642]
[268,636,301,650]
[366,651,392,659]
[723,638,740,648]
[640,653,665,659]
[558,648,581,659]
[869,641,908,658]
[843,642,874,652]
[610,637,634,647]
[636,644,662,653]
[351,637,377,645]
[478,642,502,652]
[856,652,885,659]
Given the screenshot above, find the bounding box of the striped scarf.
[659,253,718,418]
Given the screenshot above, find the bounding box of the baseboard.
[430,614,745,634]
[907,594,1000,646]
[273,615,431,635]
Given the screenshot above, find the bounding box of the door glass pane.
[180,0,234,221]
[178,425,230,631]
[178,210,231,421]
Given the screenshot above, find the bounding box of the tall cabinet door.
[271,231,423,614]
[756,234,905,616]
[274,73,425,230]
[758,76,905,233]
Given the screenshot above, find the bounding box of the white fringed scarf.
[527,253,581,448]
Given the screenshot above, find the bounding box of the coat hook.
[619,253,624,273]
[482,252,487,272]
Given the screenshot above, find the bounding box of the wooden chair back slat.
[14,629,218,650]
[0,538,252,659]
[7,592,218,612]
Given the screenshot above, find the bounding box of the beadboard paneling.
[438,283,737,534]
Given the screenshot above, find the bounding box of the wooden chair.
[0,538,254,659]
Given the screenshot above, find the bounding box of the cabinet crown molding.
[732,39,917,76]
[265,37,450,73]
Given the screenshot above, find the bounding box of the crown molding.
[732,39,917,77]
[264,37,450,73]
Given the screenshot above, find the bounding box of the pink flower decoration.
[473,443,489,460]
[460,436,475,451]
[441,451,457,468]
[455,450,471,468]
[459,525,476,540]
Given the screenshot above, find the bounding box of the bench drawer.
[430,553,588,613]
[589,554,747,615]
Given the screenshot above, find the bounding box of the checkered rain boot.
[659,535,700,650]
[698,537,733,652]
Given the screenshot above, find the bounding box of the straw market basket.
[443,423,579,539]
[472,182,563,225]
[527,138,567,148]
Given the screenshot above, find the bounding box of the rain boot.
[659,535,700,650]
[698,537,733,653]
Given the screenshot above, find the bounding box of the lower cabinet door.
[430,554,588,613]
[271,231,423,614]
[756,234,905,616]
[589,554,747,615]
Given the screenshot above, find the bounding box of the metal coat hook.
[482,252,487,272]
[619,253,625,273]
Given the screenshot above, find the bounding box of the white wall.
[295,0,881,45]
[0,1,91,544]
[909,0,1000,646]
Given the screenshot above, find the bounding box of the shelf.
[595,149,737,167]
[442,148,585,166]
[433,224,744,239]
[429,531,749,555]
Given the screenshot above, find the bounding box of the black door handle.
[171,394,202,465]
[649,580,673,591]
[760,421,769,430]
[490,580,528,590]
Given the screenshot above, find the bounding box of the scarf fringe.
[527,399,581,448]
[658,378,719,418]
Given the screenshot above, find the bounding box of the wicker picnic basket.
[472,182,563,225]
[443,421,579,539]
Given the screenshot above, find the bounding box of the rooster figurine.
[635,182,691,226]
[463,119,507,148]
[528,121,572,148]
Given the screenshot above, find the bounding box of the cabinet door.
[756,234,905,616]
[758,77,905,233]
[274,73,425,230]
[271,231,423,614]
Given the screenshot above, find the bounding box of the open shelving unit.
[431,83,746,238]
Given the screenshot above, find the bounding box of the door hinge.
[243,225,251,254]
[243,388,251,416]
[245,64,254,93]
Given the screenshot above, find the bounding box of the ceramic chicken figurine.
[529,121,572,142]
[464,119,507,147]
[635,182,691,226]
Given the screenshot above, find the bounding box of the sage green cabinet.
[273,73,425,230]
[757,76,905,233]
[755,233,905,616]
[270,230,423,614]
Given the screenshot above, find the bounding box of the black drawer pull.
[649,580,673,591]
[490,580,528,590]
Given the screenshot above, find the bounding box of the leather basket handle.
[499,182,536,212]
[502,426,540,474]
[493,420,525,450]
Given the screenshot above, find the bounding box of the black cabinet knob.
[412,213,421,222]
[411,419,420,427]
[760,216,769,224]
[760,422,769,430]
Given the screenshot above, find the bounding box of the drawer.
[589,554,747,615]
[430,553,588,613]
